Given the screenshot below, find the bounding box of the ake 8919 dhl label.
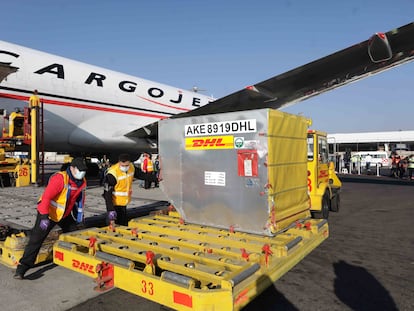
[185,119,256,137]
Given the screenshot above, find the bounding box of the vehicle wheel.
[312,193,330,219]
[330,193,340,212]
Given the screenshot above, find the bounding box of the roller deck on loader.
[53,108,329,310]
[54,213,328,310]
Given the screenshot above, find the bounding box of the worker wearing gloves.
[103,153,135,226]
[14,157,87,279]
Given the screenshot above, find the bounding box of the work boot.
[13,264,28,280]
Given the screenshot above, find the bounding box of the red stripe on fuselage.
[0,92,169,119]
[137,95,191,112]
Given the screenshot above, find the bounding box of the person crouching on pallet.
[14,157,87,279]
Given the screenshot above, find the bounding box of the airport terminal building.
[327,130,414,173]
[328,130,414,155]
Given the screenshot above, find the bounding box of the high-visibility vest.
[146,159,154,172]
[408,157,414,169]
[107,163,134,206]
[29,94,40,108]
[39,171,86,222]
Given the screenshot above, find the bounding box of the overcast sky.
[1,0,413,133]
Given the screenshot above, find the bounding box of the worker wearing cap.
[103,153,135,226]
[13,157,88,280]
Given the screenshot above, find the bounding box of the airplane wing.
[172,22,414,118]
[125,23,414,143]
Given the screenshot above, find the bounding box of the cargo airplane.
[1,22,413,162]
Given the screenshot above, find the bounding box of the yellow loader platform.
[0,229,60,268]
[54,213,328,310]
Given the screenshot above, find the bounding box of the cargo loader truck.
[307,129,342,219]
[0,108,31,188]
[53,108,331,310]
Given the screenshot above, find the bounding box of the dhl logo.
[72,259,95,275]
[185,135,234,150]
[318,169,329,179]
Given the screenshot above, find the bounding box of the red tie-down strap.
[241,248,250,261]
[131,227,139,237]
[88,236,97,255]
[109,220,116,232]
[144,251,156,275]
[262,244,273,266]
[146,251,155,265]
[260,182,273,196]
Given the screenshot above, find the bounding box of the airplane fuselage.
[0,40,213,157]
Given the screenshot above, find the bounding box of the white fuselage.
[0,40,213,155]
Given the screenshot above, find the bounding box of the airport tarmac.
[0,178,169,311]
[1,174,413,311]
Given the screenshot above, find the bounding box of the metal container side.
[159,108,310,236]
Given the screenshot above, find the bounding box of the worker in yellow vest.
[29,89,40,108]
[103,153,135,225]
[142,153,154,189]
[14,157,87,279]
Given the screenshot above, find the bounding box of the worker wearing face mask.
[103,153,135,226]
[14,157,88,279]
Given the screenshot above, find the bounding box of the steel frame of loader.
[53,213,328,311]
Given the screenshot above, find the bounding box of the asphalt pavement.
[0,179,169,311]
[0,173,413,311]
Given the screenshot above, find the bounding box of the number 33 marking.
[141,280,154,295]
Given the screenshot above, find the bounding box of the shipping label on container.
[185,135,234,150]
[185,119,257,137]
[204,171,226,186]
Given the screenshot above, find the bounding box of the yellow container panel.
[267,110,310,231]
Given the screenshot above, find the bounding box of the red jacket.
[37,172,86,219]
[142,157,154,173]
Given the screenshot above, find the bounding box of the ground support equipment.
[53,213,328,310]
[0,229,60,268]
